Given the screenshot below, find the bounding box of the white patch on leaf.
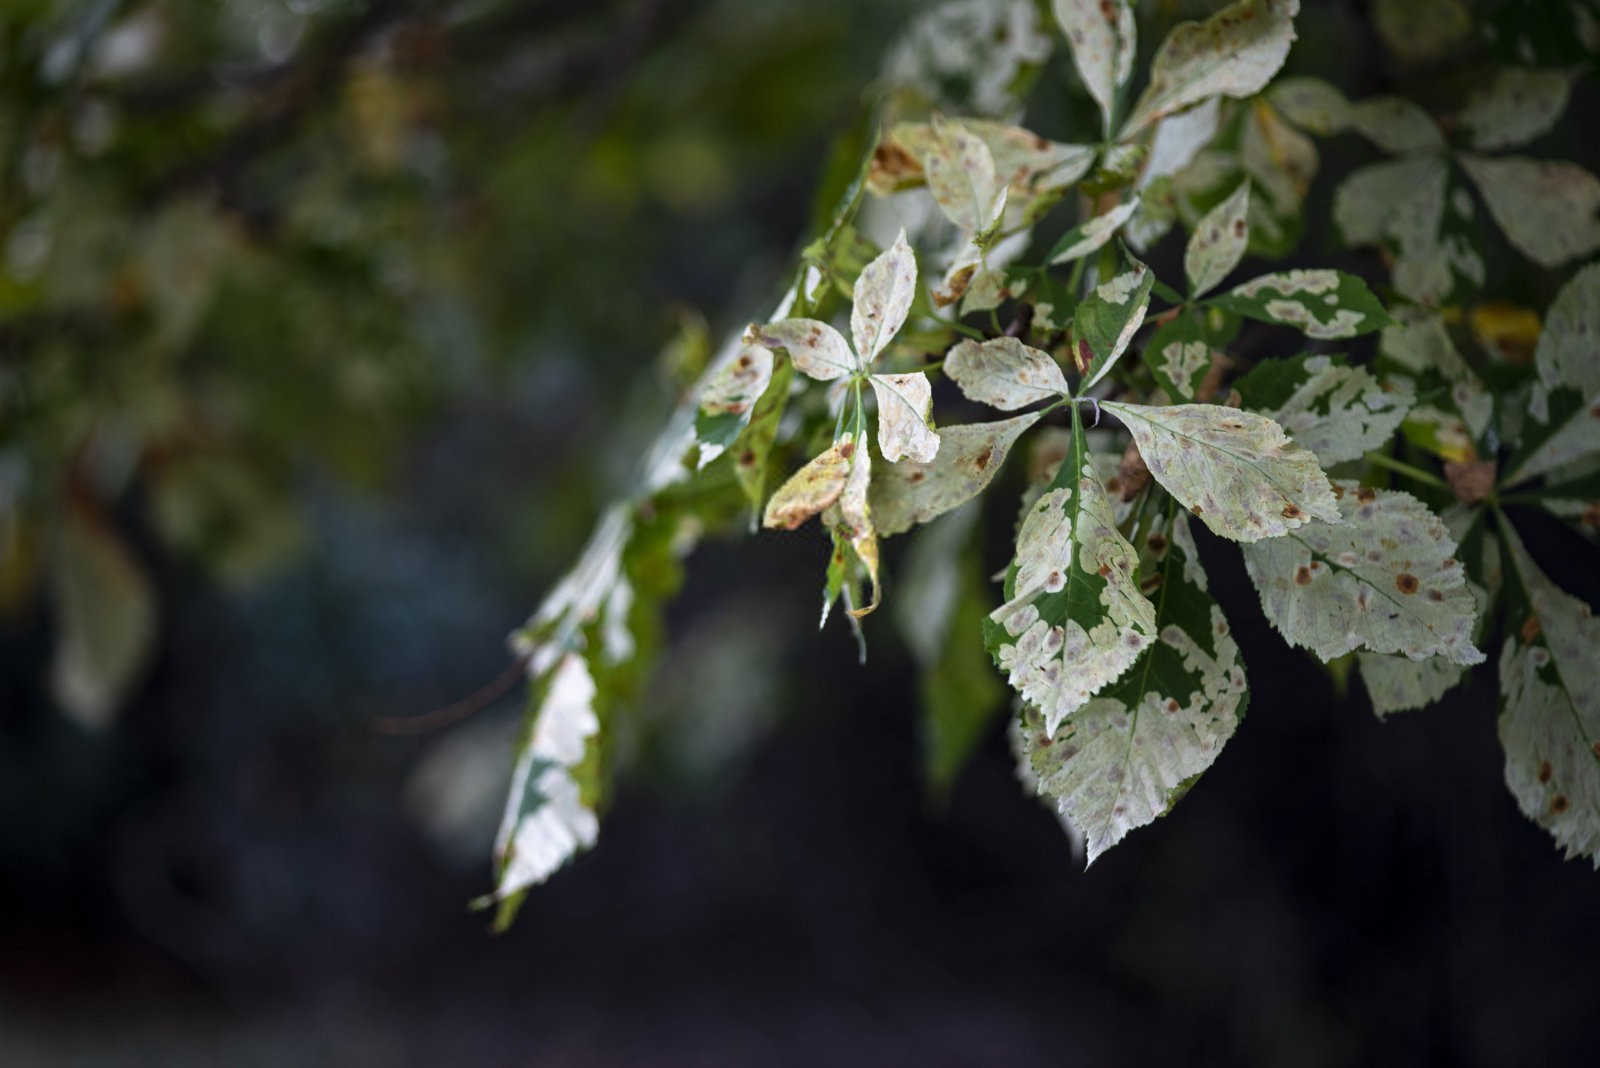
[1458,67,1580,151]
[1050,198,1141,264]
[1458,154,1600,269]
[871,372,940,463]
[1052,0,1137,135]
[1263,356,1414,466]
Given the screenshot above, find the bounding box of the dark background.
[2,1,1597,1063]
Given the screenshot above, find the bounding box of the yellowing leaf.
[852,229,919,364]
[1184,178,1250,298]
[1496,520,1600,866]
[945,336,1068,411]
[871,372,940,463]
[1101,401,1339,542]
[1241,481,1484,665]
[871,412,1044,536]
[1458,154,1600,269]
[1120,0,1301,138]
[824,444,879,617]
[749,318,856,381]
[1052,0,1137,135]
[763,436,859,530]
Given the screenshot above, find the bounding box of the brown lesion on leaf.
[1294,565,1313,586]
[1443,459,1496,505]
[1355,486,1377,504]
[1520,614,1542,644]
[1146,532,1168,553]
[1116,441,1150,501]
[1552,795,1570,815]
[1395,573,1420,594]
[1281,504,1302,519]
[1538,760,1553,783]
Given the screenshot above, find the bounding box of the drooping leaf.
[1075,250,1154,390]
[1457,67,1581,151]
[945,336,1069,411]
[871,412,1044,535]
[1012,510,1247,861]
[1048,198,1142,264]
[852,229,919,364]
[749,318,857,381]
[1457,155,1600,269]
[763,435,859,530]
[1504,262,1600,486]
[1184,178,1250,298]
[870,372,940,463]
[1240,481,1484,665]
[823,442,879,617]
[1496,520,1600,866]
[1120,0,1302,138]
[490,654,601,905]
[1101,401,1339,541]
[729,355,795,513]
[1234,353,1414,465]
[695,342,775,455]
[1211,269,1389,339]
[985,411,1159,737]
[1333,155,1484,306]
[1052,0,1137,136]
[924,115,1005,235]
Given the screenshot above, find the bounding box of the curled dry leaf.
[763,436,860,530]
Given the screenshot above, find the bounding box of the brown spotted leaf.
[870,372,940,463]
[852,229,919,364]
[1183,178,1250,298]
[762,436,859,530]
[945,337,1069,411]
[924,115,1005,236]
[1052,0,1137,136]
[749,318,857,381]
[872,411,1044,536]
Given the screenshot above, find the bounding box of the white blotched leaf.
[1506,261,1600,486]
[1120,0,1301,138]
[1458,67,1581,151]
[852,229,919,363]
[1101,401,1339,542]
[1497,522,1600,866]
[1346,96,1445,154]
[1359,651,1467,718]
[1458,154,1600,269]
[1214,269,1388,339]
[763,435,859,530]
[697,343,774,425]
[492,654,600,900]
[1267,76,1350,135]
[871,372,940,463]
[963,119,1099,199]
[871,412,1043,536]
[987,438,1158,738]
[945,336,1069,410]
[1238,353,1415,465]
[1075,257,1155,391]
[1333,155,1484,306]
[925,115,1004,235]
[749,318,857,380]
[1049,198,1141,264]
[1012,513,1246,861]
[1241,481,1484,665]
[1139,97,1222,189]
[1184,178,1250,297]
[1053,0,1136,135]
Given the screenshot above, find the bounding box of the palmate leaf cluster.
[488,0,1600,921]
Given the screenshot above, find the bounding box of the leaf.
[1372,0,1470,66]
[1234,353,1414,465]
[50,508,157,730]
[1240,481,1484,665]
[1496,520,1600,866]
[1333,156,1484,306]
[1184,178,1250,298]
[1120,0,1301,138]
[1267,76,1350,135]
[1075,251,1154,391]
[871,411,1043,535]
[1458,155,1600,269]
[1139,96,1223,187]
[763,435,859,530]
[491,653,601,903]
[852,229,918,364]
[1012,511,1246,861]
[931,239,983,308]
[749,318,856,381]
[924,115,1004,235]
[695,342,775,454]
[945,336,1069,411]
[823,442,879,617]
[985,411,1159,737]
[881,120,1096,224]
[1100,401,1339,541]
[870,372,940,463]
[1504,261,1600,486]
[1047,198,1141,264]
[1052,0,1136,135]
[1345,96,1445,154]
[1457,67,1580,151]
[1358,577,1486,717]
[729,355,795,513]
[1212,269,1388,339]
[1140,307,1215,402]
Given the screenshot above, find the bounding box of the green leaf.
[1496,518,1600,867]
[1119,0,1301,138]
[1234,353,1414,466]
[1240,481,1484,664]
[1458,155,1600,269]
[1052,0,1137,136]
[1074,248,1154,390]
[1184,178,1250,298]
[870,372,940,463]
[945,336,1069,411]
[852,229,918,364]
[1504,262,1600,486]
[985,409,1158,737]
[1211,269,1389,339]
[1101,401,1339,541]
[1012,510,1246,861]
[871,412,1044,536]
[1457,67,1581,151]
